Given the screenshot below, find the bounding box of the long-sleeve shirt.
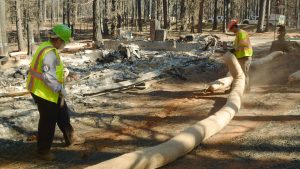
[41,51,63,93]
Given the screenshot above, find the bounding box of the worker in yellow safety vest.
[26,24,83,161]
[228,19,253,92]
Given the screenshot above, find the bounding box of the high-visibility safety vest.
[26,41,64,104]
[233,29,253,58]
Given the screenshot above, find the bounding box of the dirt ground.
[0,31,300,169]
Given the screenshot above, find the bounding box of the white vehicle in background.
[242,16,259,25]
[269,14,285,26]
[242,14,286,26]
[208,16,224,23]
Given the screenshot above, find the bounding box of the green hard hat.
[52,24,71,43]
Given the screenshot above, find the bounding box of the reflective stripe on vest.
[235,47,253,59]
[27,67,63,96]
[27,46,53,92]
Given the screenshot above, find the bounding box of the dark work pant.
[31,94,74,153]
[237,57,252,91]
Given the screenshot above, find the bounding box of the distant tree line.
[0,0,299,57]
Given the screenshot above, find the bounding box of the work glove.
[60,88,67,98]
[229,48,236,54]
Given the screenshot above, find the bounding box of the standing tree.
[93,0,103,47]
[189,0,195,33]
[138,0,142,31]
[103,0,109,35]
[157,0,162,22]
[66,0,71,27]
[51,0,55,27]
[175,0,179,30]
[151,0,157,20]
[296,0,299,28]
[265,0,270,31]
[179,0,187,31]
[37,0,44,42]
[56,0,60,22]
[117,8,122,29]
[226,0,230,25]
[24,2,34,55]
[223,0,230,33]
[197,0,204,33]
[125,0,129,28]
[16,0,25,51]
[63,0,72,27]
[244,0,248,19]
[43,0,46,22]
[0,0,8,57]
[230,0,235,19]
[71,0,77,35]
[27,19,34,55]
[111,0,116,34]
[131,0,135,30]
[163,0,168,29]
[257,0,266,33]
[110,0,120,35]
[63,0,67,24]
[212,0,218,30]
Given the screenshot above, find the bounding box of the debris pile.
[66,48,222,96]
[118,43,140,59]
[0,67,27,95]
[177,34,219,53]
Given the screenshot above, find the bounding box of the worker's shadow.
[0,138,37,163]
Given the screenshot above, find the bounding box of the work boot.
[71,134,85,145]
[37,151,55,161]
[65,132,85,147]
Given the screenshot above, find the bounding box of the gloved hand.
[60,88,67,98]
[230,48,236,53]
